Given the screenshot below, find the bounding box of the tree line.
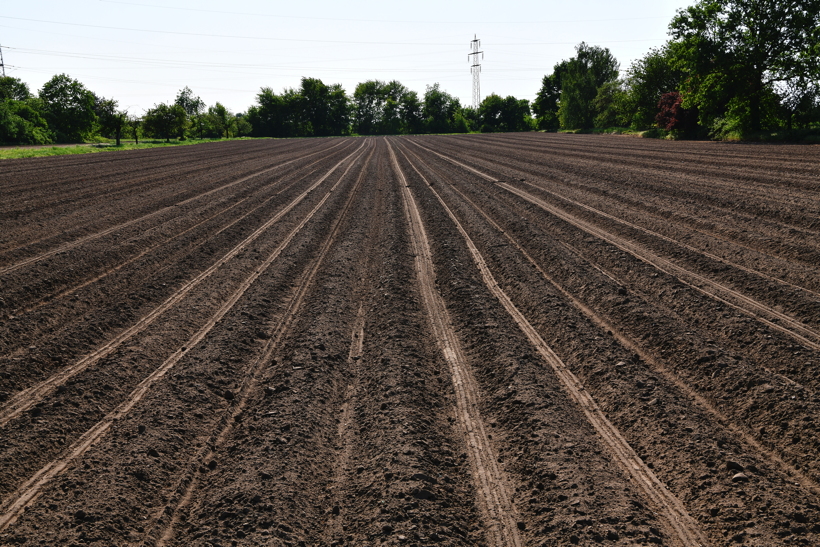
[1,0,817,145]
[0,71,534,145]
[245,78,532,137]
[535,0,820,138]
[0,75,254,146]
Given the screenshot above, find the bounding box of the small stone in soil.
[726,461,744,472]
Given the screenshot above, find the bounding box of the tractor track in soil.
[394,141,707,547]
[431,134,820,274]
[0,140,327,259]
[389,140,523,547]
[405,137,820,431]
[1,134,818,546]
[398,134,820,544]
[405,138,820,368]
[0,141,367,433]
[408,136,820,293]
[0,139,337,222]
[0,139,350,274]
[3,139,368,512]
[0,139,359,367]
[148,140,376,546]
[450,133,820,207]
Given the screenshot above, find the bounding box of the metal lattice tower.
[0,46,5,77]
[469,35,483,109]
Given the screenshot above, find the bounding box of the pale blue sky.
[1,0,687,114]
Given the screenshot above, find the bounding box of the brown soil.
[1,134,819,546]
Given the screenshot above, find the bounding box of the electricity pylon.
[469,35,483,109]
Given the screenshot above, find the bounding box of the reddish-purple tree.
[655,91,695,131]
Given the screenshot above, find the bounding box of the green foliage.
[0,77,31,101]
[39,74,97,143]
[625,46,685,129]
[533,71,564,130]
[593,81,632,128]
[297,77,349,137]
[557,43,619,130]
[639,128,671,139]
[247,78,346,138]
[174,86,205,138]
[460,106,480,132]
[127,115,142,145]
[424,83,465,133]
[352,80,384,135]
[669,0,820,134]
[247,88,293,138]
[95,97,128,146]
[204,102,234,138]
[479,93,532,132]
[0,98,52,145]
[142,103,187,142]
[778,79,820,130]
[324,83,350,136]
[234,114,253,137]
[399,90,424,134]
[352,80,428,135]
[175,86,204,119]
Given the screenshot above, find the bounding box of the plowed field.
[1,134,819,546]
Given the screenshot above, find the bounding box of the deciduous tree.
[142,102,186,142]
[533,69,565,130]
[0,98,51,144]
[95,97,128,146]
[423,83,464,134]
[624,46,685,129]
[38,74,97,143]
[0,76,31,101]
[247,87,296,138]
[593,80,631,128]
[479,94,532,132]
[557,43,619,129]
[669,0,820,133]
[175,86,205,139]
[207,102,234,138]
[127,115,142,145]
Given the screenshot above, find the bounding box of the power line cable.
[0,16,667,46]
[98,0,670,25]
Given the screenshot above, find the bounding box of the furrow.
[518,179,820,301]
[0,139,350,276]
[0,141,367,429]
[404,139,820,351]
[502,182,820,352]
[387,140,523,547]
[0,141,371,532]
[148,141,374,546]
[396,143,709,547]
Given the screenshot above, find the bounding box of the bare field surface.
[0,134,818,546]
